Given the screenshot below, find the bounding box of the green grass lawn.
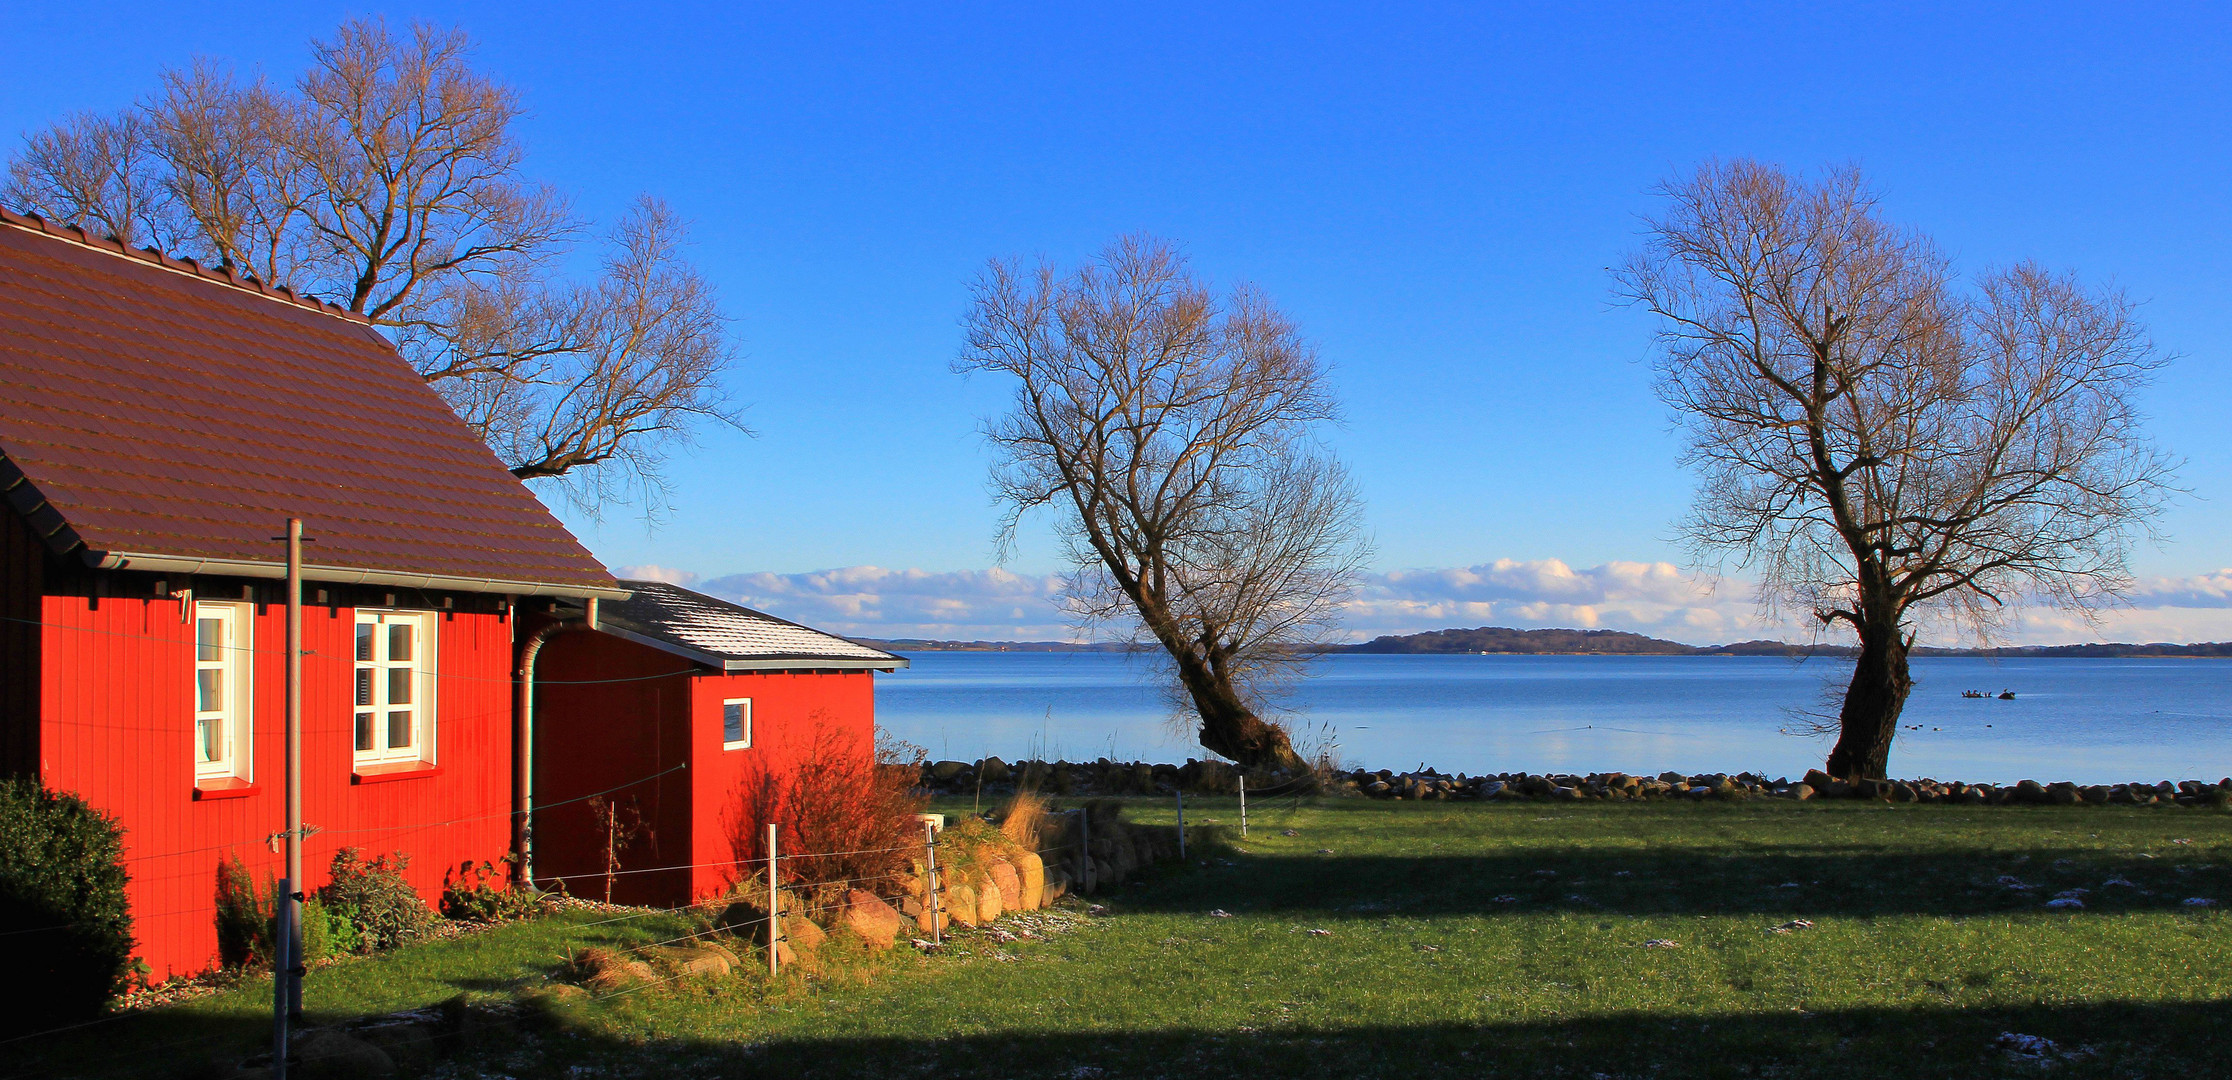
[13,798,2232,1079]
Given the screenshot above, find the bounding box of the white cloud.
[2129,569,2232,609]
[642,559,2232,646]
[615,564,699,586]
[696,566,1075,641]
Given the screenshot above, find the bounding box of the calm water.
[876,651,2232,784]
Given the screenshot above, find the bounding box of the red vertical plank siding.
[532,633,882,908]
[690,670,878,903]
[37,590,516,980]
[529,631,697,906]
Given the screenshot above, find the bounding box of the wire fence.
[0,776,1223,1073]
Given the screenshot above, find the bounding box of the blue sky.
[7,3,2229,642]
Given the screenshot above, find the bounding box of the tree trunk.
[1824,621,1912,781]
[1167,648,1305,772]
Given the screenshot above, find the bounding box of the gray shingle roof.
[600,580,907,671]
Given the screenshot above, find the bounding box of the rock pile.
[1336,767,2232,807]
[919,756,1294,797]
[919,754,2232,808]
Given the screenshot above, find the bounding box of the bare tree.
[958,236,1370,771]
[1617,160,2177,780]
[3,17,735,506]
[422,197,743,505]
[5,111,176,250]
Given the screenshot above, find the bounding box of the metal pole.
[923,819,942,945]
[766,823,780,976]
[271,876,289,1080]
[1176,790,1186,860]
[284,518,304,1022]
[1239,774,1248,839]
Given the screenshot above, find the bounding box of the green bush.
[317,848,434,952]
[0,779,135,1034]
[441,858,542,922]
[216,857,359,967]
[213,854,271,968]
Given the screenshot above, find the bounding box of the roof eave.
[86,550,630,602]
[596,621,905,672]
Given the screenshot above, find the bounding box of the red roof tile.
[0,211,621,598]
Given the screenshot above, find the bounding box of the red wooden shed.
[530,580,906,907]
[0,210,624,979]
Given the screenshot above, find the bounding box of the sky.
[6,3,2229,644]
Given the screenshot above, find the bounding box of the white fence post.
[765,823,780,976]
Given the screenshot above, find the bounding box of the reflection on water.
[876,652,2232,784]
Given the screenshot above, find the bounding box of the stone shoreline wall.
[919,756,2232,808]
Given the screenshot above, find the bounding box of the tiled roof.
[600,580,907,671]
[0,211,621,599]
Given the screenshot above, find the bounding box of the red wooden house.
[0,210,625,979]
[529,580,905,907]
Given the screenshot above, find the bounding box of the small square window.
[722,699,751,750]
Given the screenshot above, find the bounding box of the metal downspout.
[512,598,597,885]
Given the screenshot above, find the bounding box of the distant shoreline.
[861,626,2232,659]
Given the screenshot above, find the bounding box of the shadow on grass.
[1104,846,2232,920]
[521,997,2231,1079]
[17,992,2232,1080]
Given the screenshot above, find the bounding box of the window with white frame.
[722,698,752,750]
[354,610,436,767]
[192,601,252,782]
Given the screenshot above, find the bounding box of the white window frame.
[192,601,253,782]
[352,609,437,768]
[721,698,752,750]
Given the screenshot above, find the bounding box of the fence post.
[765,823,780,977]
[1239,774,1248,839]
[271,876,289,1080]
[1175,790,1186,860]
[923,818,942,945]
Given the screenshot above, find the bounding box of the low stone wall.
[918,756,2232,808]
[919,756,1292,797]
[1342,768,2232,807]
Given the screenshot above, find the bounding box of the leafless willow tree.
[1616,160,2177,781]
[4,18,739,508]
[958,236,1370,771]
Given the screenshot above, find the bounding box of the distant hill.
[1344,626,1703,655]
[1342,626,2232,658]
[860,638,1140,653]
[870,627,2232,658]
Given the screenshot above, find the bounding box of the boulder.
[975,872,1005,921]
[353,1021,440,1066]
[782,913,826,953]
[293,1030,396,1079]
[945,880,980,927]
[1788,783,1815,801]
[980,757,1012,782]
[988,858,1023,909]
[840,890,903,949]
[576,947,657,992]
[930,760,969,782]
[718,887,799,944]
[1015,850,1047,909]
[645,944,733,977]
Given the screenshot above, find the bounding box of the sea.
[875,651,2232,785]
